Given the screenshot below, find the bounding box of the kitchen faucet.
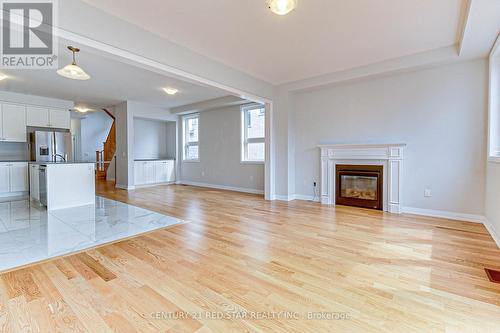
[53,154,66,162]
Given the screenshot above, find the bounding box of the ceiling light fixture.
[57,46,91,80]
[163,87,179,95]
[267,0,297,15]
[73,107,93,113]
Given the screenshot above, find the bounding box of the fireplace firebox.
[335,165,383,210]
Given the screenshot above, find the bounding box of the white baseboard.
[274,194,320,202]
[274,194,295,201]
[135,181,175,189]
[179,180,264,195]
[483,218,500,249]
[115,184,136,190]
[402,206,486,224]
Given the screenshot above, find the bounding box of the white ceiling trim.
[55,29,272,105]
[283,45,466,93]
[458,0,472,55]
[490,33,500,58]
[171,96,249,114]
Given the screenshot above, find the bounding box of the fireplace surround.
[319,144,405,213]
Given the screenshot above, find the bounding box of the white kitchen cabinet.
[155,161,168,183]
[0,162,28,195]
[144,162,155,184]
[10,163,28,192]
[0,163,10,193]
[29,164,39,201]
[26,106,70,129]
[0,104,27,142]
[135,160,175,186]
[134,161,146,185]
[27,106,50,127]
[49,109,70,129]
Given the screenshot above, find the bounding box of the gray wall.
[133,118,171,160]
[0,143,28,161]
[293,59,487,215]
[180,105,264,192]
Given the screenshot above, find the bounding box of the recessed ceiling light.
[57,46,91,80]
[163,87,179,95]
[0,73,7,81]
[267,0,297,15]
[74,107,92,113]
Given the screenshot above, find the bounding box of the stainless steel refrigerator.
[30,130,72,162]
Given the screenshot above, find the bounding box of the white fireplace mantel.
[319,143,406,213]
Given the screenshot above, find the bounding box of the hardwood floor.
[1,181,500,332]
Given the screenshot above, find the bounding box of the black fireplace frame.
[335,165,383,210]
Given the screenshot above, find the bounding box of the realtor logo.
[0,0,58,68]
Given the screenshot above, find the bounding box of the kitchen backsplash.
[0,142,29,161]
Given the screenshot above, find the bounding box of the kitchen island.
[29,162,95,210]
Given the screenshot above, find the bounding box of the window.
[183,114,199,161]
[241,104,265,162]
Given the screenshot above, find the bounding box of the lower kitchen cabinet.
[29,164,40,201]
[134,160,175,186]
[0,162,28,196]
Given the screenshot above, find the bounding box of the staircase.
[96,109,116,180]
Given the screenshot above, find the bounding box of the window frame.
[182,113,200,162]
[241,104,265,164]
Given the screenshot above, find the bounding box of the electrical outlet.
[424,189,432,197]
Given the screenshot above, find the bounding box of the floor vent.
[485,268,500,283]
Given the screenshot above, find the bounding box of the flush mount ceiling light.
[163,87,179,95]
[267,0,297,15]
[57,46,91,80]
[73,107,93,113]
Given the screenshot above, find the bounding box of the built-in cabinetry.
[0,104,27,142]
[0,162,28,196]
[0,102,71,143]
[134,160,175,186]
[26,106,70,129]
[29,163,39,201]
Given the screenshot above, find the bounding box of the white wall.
[293,59,487,215]
[180,105,264,192]
[134,118,174,160]
[80,111,113,162]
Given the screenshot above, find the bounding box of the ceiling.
[80,0,466,84]
[0,40,227,110]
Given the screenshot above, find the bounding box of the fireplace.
[335,165,383,210]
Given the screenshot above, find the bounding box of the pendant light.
[57,46,91,80]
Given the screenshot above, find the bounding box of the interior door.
[2,104,26,142]
[10,163,28,192]
[0,163,10,193]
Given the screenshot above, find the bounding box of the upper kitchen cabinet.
[0,103,27,142]
[26,106,50,127]
[49,109,70,129]
[26,106,70,129]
